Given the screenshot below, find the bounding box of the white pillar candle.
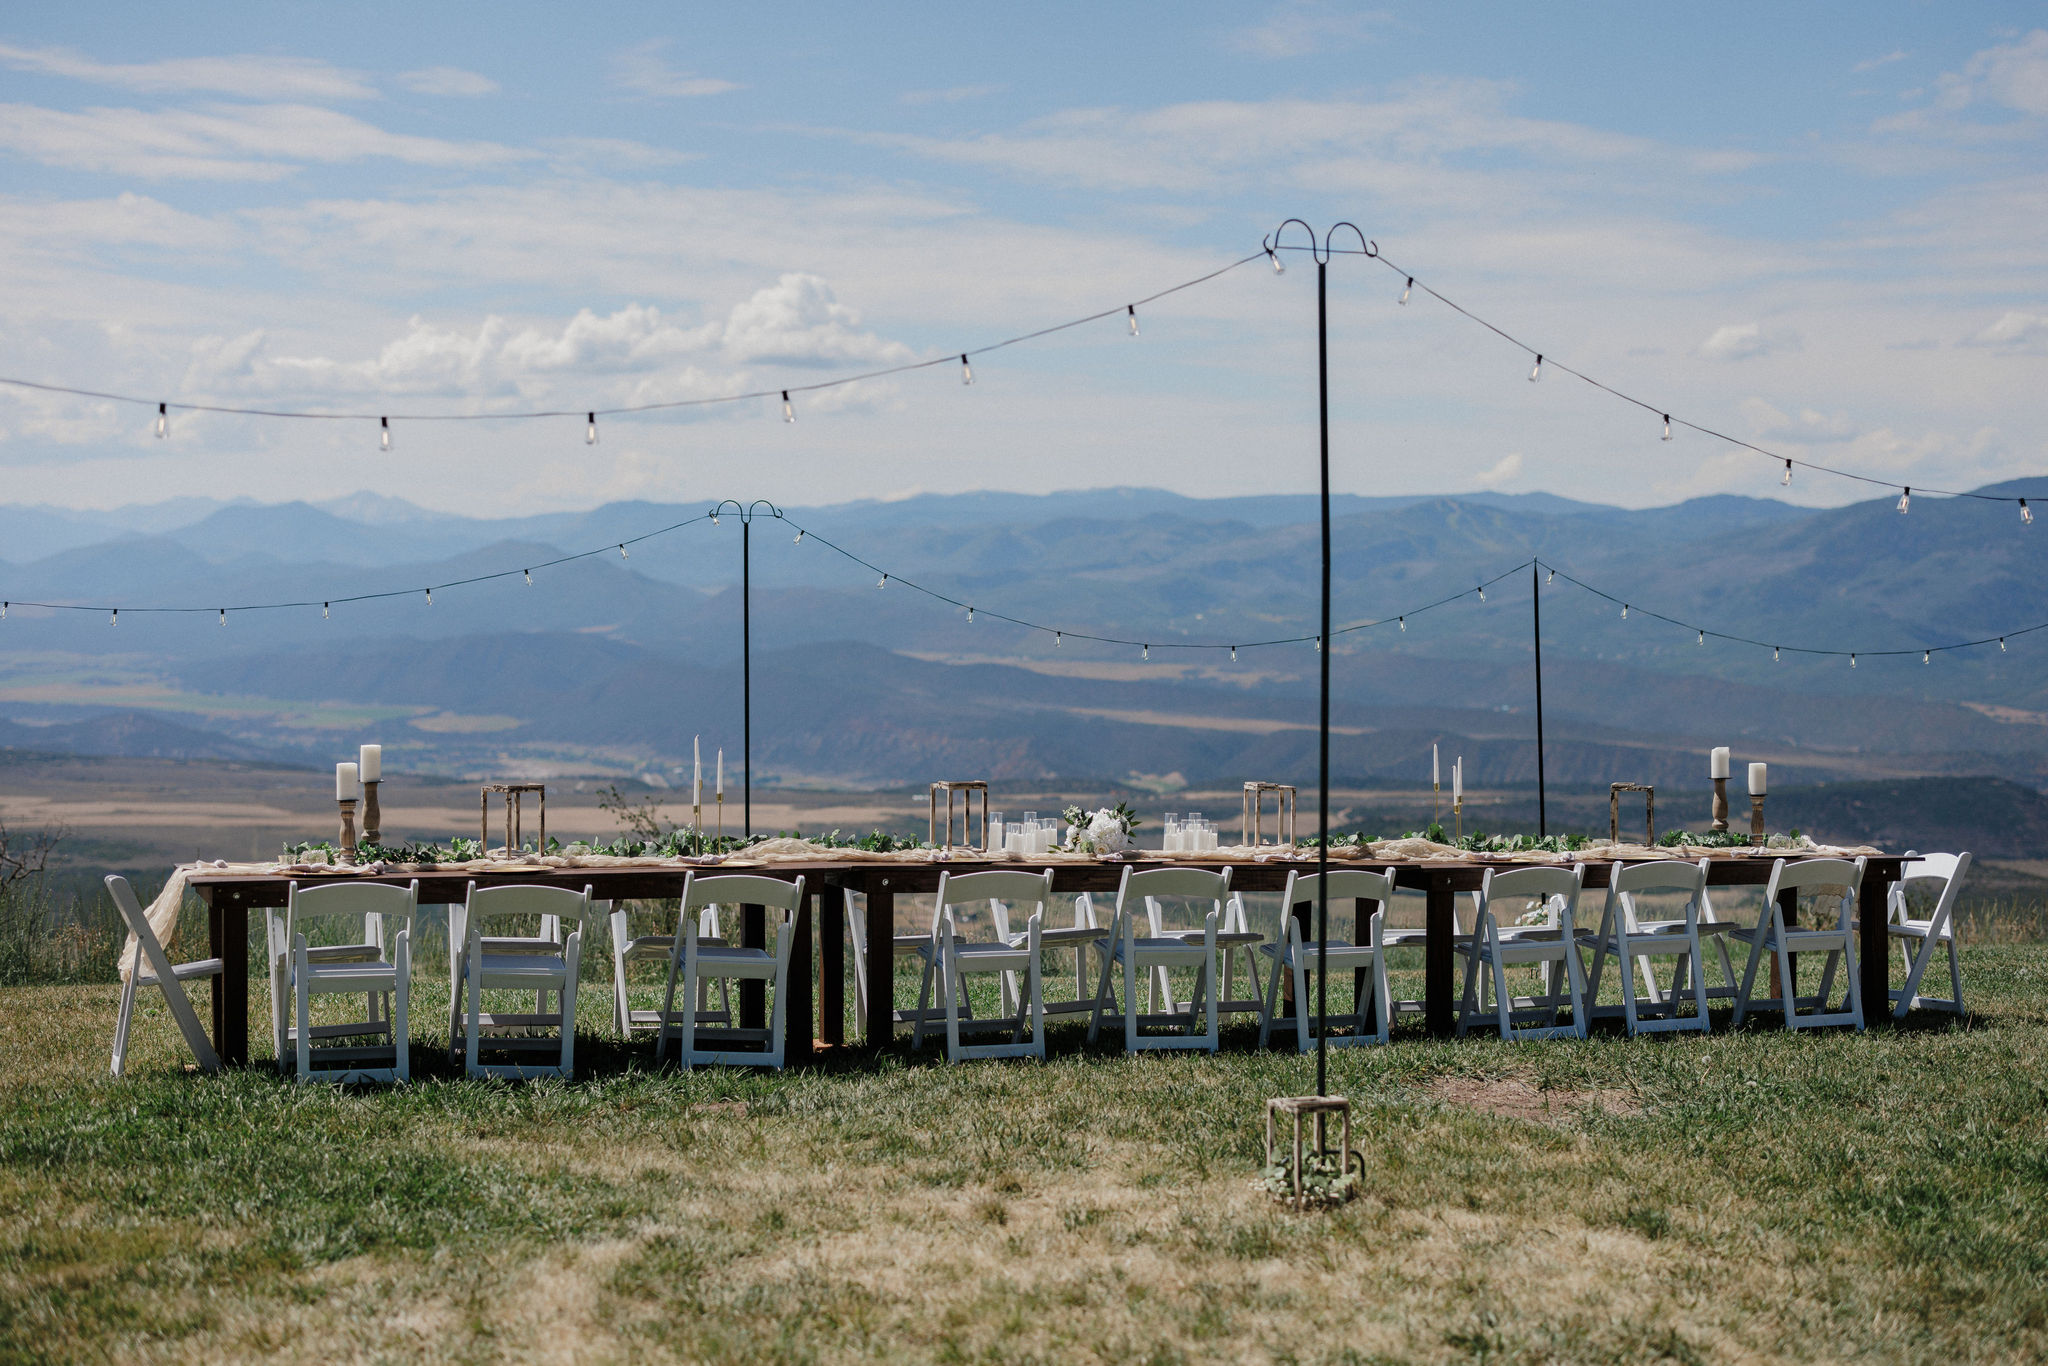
[358,743,381,783]
[1432,743,1439,785]
[335,761,359,801]
[1748,762,1768,796]
[1711,746,1730,779]
[716,749,724,798]
[693,735,702,808]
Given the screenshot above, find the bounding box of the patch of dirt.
[1427,1076,1640,1123]
[688,1101,750,1117]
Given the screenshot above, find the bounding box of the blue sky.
[0,2,2043,514]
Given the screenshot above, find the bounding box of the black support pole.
[1533,560,1546,837]
[1315,258,1331,1100]
[742,516,752,838]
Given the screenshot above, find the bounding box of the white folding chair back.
[1256,869,1394,1052]
[1887,852,1971,1018]
[912,869,1053,1062]
[276,879,417,1082]
[1135,864,1265,1021]
[1087,866,1225,1053]
[658,874,805,1069]
[1582,860,1711,1035]
[987,881,1106,1027]
[106,875,222,1078]
[450,882,590,1078]
[1455,864,1590,1041]
[1731,857,1867,1031]
[611,897,731,1039]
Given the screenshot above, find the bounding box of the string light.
[379,416,391,451]
[1773,646,1780,662]
[1399,277,1412,306]
[523,569,531,584]
[2,603,7,619]
[1923,650,1931,664]
[793,529,804,544]
[1267,245,1285,275]
[1783,460,1793,486]
[586,412,598,445]
[1142,644,1151,660]
[219,608,226,626]
[323,602,329,618]
[109,609,116,626]
[2000,637,2007,652]
[1698,629,1705,645]
[1546,568,1555,584]
[1621,604,1629,620]
[782,391,794,422]
[878,574,887,589]
[1230,645,1237,661]
[1661,415,1672,442]
[1055,632,1062,648]
[1528,354,1542,383]
[1850,653,1857,668]
[1477,585,1486,602]
[1398,616,1405,631]
[1127,304,1139,336]
[966,606,974,622]
[618,544,628,559]
[2023,499,2034,525]
[1898,487,1911,515]
[154,402,168,439]
[425,588,432,606]
[1314,637,1322,652]
[960,355,973,385]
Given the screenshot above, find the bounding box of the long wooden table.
[185,852,1905,1067]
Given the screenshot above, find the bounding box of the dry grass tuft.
[1427,1074,1641,1123]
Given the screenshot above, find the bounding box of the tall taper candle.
[1452,758,1462,802]
[1432,743,1439,786]
[716,749,723,798]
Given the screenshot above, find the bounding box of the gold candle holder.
[361,779,381,845]
[692,799,703,854]
[1453,796,1463,846]
[716,793,724,844]
[1749,794,1766,846]
[1432,780,1440,832]
[1710,775,1729,833]
[337,798,358,859]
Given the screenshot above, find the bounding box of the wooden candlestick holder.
[361,779,381,845]
[337,798,358,859]
[1710,775,1729,832]
[1750,794,1766,846]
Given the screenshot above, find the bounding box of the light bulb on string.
[425,588,433,606]
[322,602,329,619]
[109,609,117,626]
[1783,460,1793,486]
[1127,304,1139,336]
[523,569,531,584]
[2,603,8,620]
[219,609,226,627]
[586,412,598,445]
[2023,499,2034,525]
[1546,568,1555,584]
[1477,585,1485,602]
[1399,277,1412,306]
[1773,646,1780,662]
[1314,637,1322,652]
[1230,645,1237,661]
[1267,246,1284,275]
[793,529,804,544]
[1698,630,1705,646]
[782,391,794,422]
[878,574,887,589]
[380,416,391,452]
[1923,650,1931,665]
[960,354,973,385]
[1850,653,1857,669]
[966,606,974,623]
[1398,616,1405,632]
[1142,644,1150,660]
[155,402,168,439]
[1055,632,1062,648]
[616,544,628,559]
[2000,637,2007,652]
[1621,604,1629,620]
[1661,415,1673,442]
[1898,487,1911,514]
[1528,354,1542,383]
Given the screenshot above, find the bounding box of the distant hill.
[0,712,308,766]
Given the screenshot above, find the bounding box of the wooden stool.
[1264,1095,1358,1209]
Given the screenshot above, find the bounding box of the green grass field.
[3,917,2047,1364]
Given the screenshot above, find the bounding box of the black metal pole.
[1533,560,1546,837]
[1315,259,1331,1099]
[742,516,752,838]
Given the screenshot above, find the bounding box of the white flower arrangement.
[1062,802,1142,855]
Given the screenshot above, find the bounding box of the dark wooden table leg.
[204,892,250,1066]
[1425,874,1455,1038]
[819,881,846,1047]
[1353,897,1371,1018]
[741,904,766,1029]
[1860,866,1896,1025]
[786,892,813,1066]
[864,873,895,1046]
[1776,887,1799,1007]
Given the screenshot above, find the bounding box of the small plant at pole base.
[1255,1150,1361,1211]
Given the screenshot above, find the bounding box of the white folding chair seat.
[912,870,1051,1063]
[1582,860,1711,1036]
[658,874,805,1069]
[1256,868,1395,1052]
[611,900,732,1038]
[1731,857,1867,1032]
[1087,866,1226,1053]
[450,882,590,1078]
[1886,852,1971,1018]
[106,875,222,1078]
[268,879,417,1082]
[1455,864,1590,1041]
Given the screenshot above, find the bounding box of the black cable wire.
[0,253,1265,424]
[1273,242,2037,509]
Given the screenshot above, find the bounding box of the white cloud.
[394,66,499,98]
[0,42,374,100]
[611,40,741,99]
[1939,29,2048,117]
[1740,399,1860,442]
[1231,2,1387,58]
[1964,310,2048,350]
[0,101,526,180]
[900,85,1004,106]
[1696,322,1800,362]
[1473,451,1522,488]
[718,274,914,366]
[1852,50,1908,75]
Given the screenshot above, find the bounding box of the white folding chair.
[657,874,805,1069]
[849,888,972,1037]
[272,880,416,1082]
[1086,866,1222,1053]
[1731,857,1867,1032]
[1377,885,1472,1021]
[1582,860,1712,1035]
[610,897,731,1039]
[1455,864,1590,1041]
[1124,865,1265,1023]
[993,881,1106,1028]
[449,882,589,1078]
[106,875,221,1078]
[1256,869,1394,1052]
[1887,852,1971,1019]
[911,870,1051,1063]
